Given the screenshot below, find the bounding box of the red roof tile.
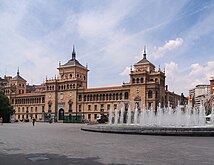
[86,86,123,92]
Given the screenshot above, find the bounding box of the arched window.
[106,94,109,100]
[113,93,115,100]
[132,78,135,84]
[148,90,153,98]
[79,95,82,101]
[109,94,112,100]
[136,78,139,83]
[124,92,129,100]
[120,93,122,100]
[116,93,119,100]
[141,78,144,83]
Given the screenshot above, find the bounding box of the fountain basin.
[81,125,214,136]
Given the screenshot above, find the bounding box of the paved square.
[0,123,214,165]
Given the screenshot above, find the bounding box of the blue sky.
[0,0,214,96]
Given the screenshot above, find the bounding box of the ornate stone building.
[3,47,183,122]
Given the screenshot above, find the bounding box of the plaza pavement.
[0,122,214,165]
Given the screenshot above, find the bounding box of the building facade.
[3,48,184,122]
[189,85,210,111]
[210,78,214,112]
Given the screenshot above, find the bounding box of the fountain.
[81,102,214,136]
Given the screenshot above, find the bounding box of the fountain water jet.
[82,102,214,136]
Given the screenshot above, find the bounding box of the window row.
[14,97,45,105]
[16,106,44,113]
[46,83,83,91]
[132,77,144,84]
[84,103,119,112]
[17,114,38,120]
[61,73,86,80]
[78,92,129,102]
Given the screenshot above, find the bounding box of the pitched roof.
[62,46,85,68]
[136,52,154,66]
[135,48,154,66]
[62,59,84,67]
[11,70,26,81]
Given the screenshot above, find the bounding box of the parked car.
[97,115,108,123]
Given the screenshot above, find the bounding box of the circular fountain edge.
[81,125,214,136]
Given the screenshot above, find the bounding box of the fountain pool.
[81,103,214,136]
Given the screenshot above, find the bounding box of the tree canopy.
[0,91,14,122]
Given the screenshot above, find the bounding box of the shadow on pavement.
[0,153,129,165]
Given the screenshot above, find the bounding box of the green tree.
[0,91,14,123]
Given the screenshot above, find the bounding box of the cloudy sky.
[0,0,214,96]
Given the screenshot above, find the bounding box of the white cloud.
[164,60,214,96]
[189,61,214,87]
[152,38,184,59]
[165,61,178,79]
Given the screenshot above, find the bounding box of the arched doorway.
[59,108,64,120]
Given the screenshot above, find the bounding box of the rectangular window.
[42,97,45,103]
[94,114,97,119]
[100,104,104,112]
[88,114,91,120]
[94,105,97,111]
[114,104,117,110]
[42,106,45,112]
[88,105,91,111]
[35,107,38,113]
[107,104,111,111]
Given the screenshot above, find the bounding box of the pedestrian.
[0,117,3,125]
[32,118,36,126]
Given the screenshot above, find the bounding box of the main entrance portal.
[59,108,64,120]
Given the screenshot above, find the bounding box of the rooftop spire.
[143,45,146,59]
[72,45,76,60]
[17,67,20,76]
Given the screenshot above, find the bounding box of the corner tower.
[58,46,89,89]
[129,48,166,110]
[45,46,89,122]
